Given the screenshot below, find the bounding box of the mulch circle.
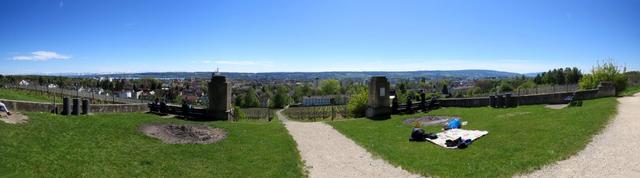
[0,112,29,124]
[139,123,227,144]
[403,116,452,126]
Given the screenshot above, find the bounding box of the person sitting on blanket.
[0,101,12,116]
[410,122,437,141]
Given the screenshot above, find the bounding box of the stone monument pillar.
[366,76,391,119]
[208,74,232,121]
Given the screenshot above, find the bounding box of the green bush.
[579,61,628,92]
[465,87,481,97]
[347,88,368,118]
[233,106,246,120]
[517,80,536,90]
[626,71,640,87]
[498,81,513,93]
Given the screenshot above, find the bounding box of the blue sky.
[1,0,639,74]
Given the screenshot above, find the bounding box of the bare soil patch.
[0,112,29,124]
[139,123,227,144]
[403,116,451,126]
[496,111,532,119]
[544,104,568,110]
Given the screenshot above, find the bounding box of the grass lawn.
[620,85,640,96]
[0,112,305,177]
[0,88,54,103]
[328,97,618,178]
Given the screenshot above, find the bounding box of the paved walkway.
[277,109,423,178]
[521,93,640,177]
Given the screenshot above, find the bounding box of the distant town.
[1,68,589,110]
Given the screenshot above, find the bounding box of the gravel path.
[277,109,423,178]
[520,93,640,177]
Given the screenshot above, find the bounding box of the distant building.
[302,95,346,106]
[182,95,199,104]
[117,90,133,98]
[19,80,30,86]
[134,91,143,99]
[47,84,58,88]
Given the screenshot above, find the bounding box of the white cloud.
[12,51,71,61]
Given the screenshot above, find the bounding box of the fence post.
[420,92,426,112]
[406,98,413,114]
[391,97,398,114]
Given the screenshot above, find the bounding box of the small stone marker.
[81,99,90,115]
[62,97,70,115]
[72,98,80,115]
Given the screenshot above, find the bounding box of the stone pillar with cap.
[207,74,233,121]
[366,76,391,119]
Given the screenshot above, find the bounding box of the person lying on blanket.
[0,101,12,116]
[443,116,461,130]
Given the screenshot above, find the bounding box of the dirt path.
[520,93,640,177]
[277,110,423,178]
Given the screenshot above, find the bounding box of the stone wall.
[0,99,148,113]
[439,97,491,107]
[439,83,614,108]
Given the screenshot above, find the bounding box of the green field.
[328,97,618,177]
[0,88,54,103]
[0,112,305,177]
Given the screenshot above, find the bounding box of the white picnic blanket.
[426,129,489,149]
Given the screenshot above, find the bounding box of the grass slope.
[329,97,617,178]
[0,112,305,177]
[0,88,53,103]
[620,86,640,96]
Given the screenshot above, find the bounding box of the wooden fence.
[8,85,150,104]
[283,105,348,121]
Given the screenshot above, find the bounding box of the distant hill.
[71,70,522,81]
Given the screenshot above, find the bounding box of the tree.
[0,75,6,87]
[199,80,208,94]
[579,61,627,92]
[626,71,640,86]
[234,94,244,107]
[347,87,368,118]
[466,87,481,97]
[441,84,449,95]
[536,67,583,85]
[38,76,45,85]
[534,74,542,84]
[243,87,260,107]
[292,85,308,103]
[270,86,291,108]
[302,83,312,96]
[517,80,536,90]
[474,79,496,92]
[498,80,513,93]
[319,79,341,95]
